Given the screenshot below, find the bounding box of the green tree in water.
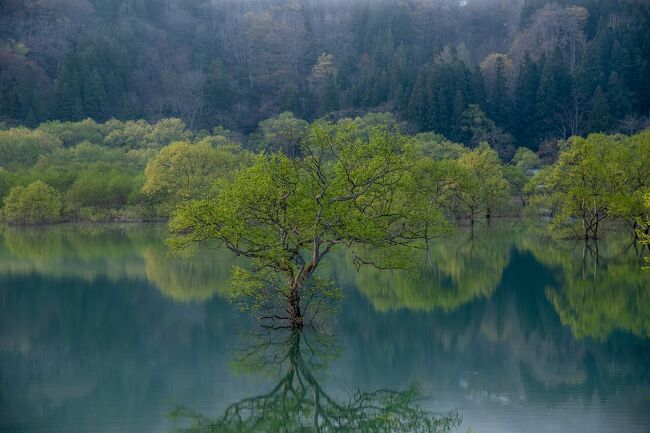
[531,133,622,240]
[168,120,449,328]
[453,143,509,226]
[639,190,650,269]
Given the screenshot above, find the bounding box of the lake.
[0,222,648,433]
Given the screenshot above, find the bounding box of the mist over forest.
[2,0,649,151]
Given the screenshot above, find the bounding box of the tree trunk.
[288,286,303,328]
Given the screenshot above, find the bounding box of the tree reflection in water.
[541,237,650,340]
[171,329,463,433]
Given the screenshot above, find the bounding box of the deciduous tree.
[168,121,449,327]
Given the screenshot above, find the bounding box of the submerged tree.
[640,191,650,269]
[533,134,622,240]
[171,329,462,433]
[452,143,509,226]
[169,120,448,328]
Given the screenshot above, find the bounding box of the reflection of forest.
[341,222,650,341]
[338,256,650,407]
[335,225,518,312]
[527,237,650,340]
[335,224,650,403]
[0,223,648,432]
[0,224,233,302]
[0,270,243,432]
[1,222,648,339]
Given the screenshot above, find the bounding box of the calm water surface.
[0,223,648,432]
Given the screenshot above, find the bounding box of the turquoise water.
[0,223,648,432]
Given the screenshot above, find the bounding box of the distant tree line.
[1,0,650,150]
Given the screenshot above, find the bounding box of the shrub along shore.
[0,114,648,241]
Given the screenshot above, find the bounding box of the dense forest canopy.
[1,0,650,149]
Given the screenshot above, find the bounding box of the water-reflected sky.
[0,223,648,433]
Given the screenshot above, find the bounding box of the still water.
[0,223,648,432]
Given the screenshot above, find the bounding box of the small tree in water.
[168,120,448,328]
[639,190,650,270]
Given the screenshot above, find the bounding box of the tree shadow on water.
[169,328,463,433]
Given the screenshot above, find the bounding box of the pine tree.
[407,72,428,130]
[471,66,486,108]
[56,50,84,121]
[319,75,340,114]
[83,69,107,121]
[535,55,556,139]
[606,72,631,121]
[203,59,233,111]
[574,35,607,104]
[586,86,612,132]
[451,90,466,141]
[1,84,19,119]
[16,67,41,124]
[488,57,512,129]
[513,53,540,144]
[280,86,303,116]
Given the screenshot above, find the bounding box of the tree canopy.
[169,120,452,326]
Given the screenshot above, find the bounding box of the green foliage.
[66,165,138,212]
[169,120,450,325]
[0,127,62,167]
[103,118,191,149]
[504,165,529,210]
[249,112,309,157]
[405,157,457,243]
[412,132,467,160]
[530,131,650,240]
[37,118,107,147]
[460,104,515,161]
[640,191,650,269]
[453,143,510,224]
[505,147,543,209]
[142,139,251,214]
[2,181,62,225]
[350,112,408,138]
[512,147,542,173]
[607,130,650,227]
[542,134,619,239]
